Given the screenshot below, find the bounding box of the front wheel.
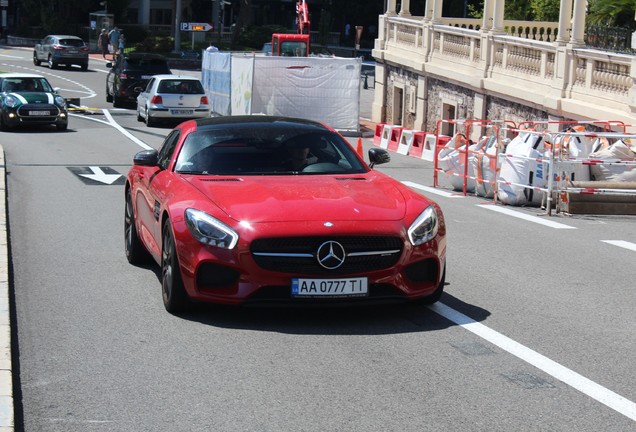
[33,52,41,66]
[56,122,68,132]
[162,219,189,313]
[48,55,57,69]
[418,264,446,305]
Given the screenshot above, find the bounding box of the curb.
[0,144,13,431]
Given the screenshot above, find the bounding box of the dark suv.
[106,53,171,107]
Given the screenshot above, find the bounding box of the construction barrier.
[494,123,636,215]
[373,122,387,146]
[433,119,509,197]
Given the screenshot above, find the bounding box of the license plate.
[30,110,50,116]
[67,50,78,54]
[170,109,194,116]
[292,277,368,298]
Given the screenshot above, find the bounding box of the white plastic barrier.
[397,129,413,155]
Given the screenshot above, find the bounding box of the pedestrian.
[118,33,126,56]
[108,27,121,60]
[98,29,109,59]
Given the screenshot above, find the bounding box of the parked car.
[33,35,89,70]
[0,72,68,131]
[106,53,171,107]
[125,116,447,313]
[136,75,211,127]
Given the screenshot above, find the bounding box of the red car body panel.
[126,117,447,307]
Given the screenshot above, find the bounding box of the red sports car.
[125,116,446,313]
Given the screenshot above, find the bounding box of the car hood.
[185,173,412,222]
[4,92,56,105]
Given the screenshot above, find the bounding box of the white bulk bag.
[472,135,499,198]
[589,140,636,182]
[497,131,546,206]
[437,134,484,193]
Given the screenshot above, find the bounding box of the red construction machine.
[271,0,310,56]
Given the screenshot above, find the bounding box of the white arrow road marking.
[78,167,122,185]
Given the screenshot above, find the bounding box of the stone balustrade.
[373,14,636,129]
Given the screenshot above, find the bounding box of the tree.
[587,0,636,28]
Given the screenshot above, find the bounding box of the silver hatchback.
[33,35,89,70]
[136,75,211,127]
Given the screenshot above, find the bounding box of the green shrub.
[239,25,289,50]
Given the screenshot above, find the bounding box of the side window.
[145,78,154,93]
[157,130,181,170]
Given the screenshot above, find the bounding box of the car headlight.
[4,96,18,108]
[408,205,439,246]
[185,208,238,249]
[54,96,66,108]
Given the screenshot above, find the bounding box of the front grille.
[17,104,60,121]
[251,236,404,275]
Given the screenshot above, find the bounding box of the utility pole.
[174,0,182,52]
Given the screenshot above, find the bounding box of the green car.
[0,73,68,131]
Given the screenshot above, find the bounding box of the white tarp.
[231,55,254,116]
[201,52,231,116]
[251,56,360,132]
[201,52,360,132]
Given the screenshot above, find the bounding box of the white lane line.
[402,181,465,198]
[101,109,154,150]
[601,240,636,252]
[477,204,577,229]
[429,302,636,422]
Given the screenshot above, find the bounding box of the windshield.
[1,78,53,93]
[124,58,171,74]
[174,125,366,175]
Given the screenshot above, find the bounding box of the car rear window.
[124,58,171,74]
[157,80,204,94]
[59,39,85,47]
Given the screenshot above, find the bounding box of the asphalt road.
[1,46,635,432]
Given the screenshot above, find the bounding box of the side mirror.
[106,62,113,68]
[53,87,61,94]
[133,149,159,167]
[368,147,390,168]
[134,87,143,93]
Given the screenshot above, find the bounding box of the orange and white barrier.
[373,122,387,146]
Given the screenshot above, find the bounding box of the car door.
[106,59,119,96]
[35,36,48,61]
[137,130,181,254]
[138,78,154,114]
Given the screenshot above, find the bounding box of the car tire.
[106,87,113,103]
[0,116,10,132]
[162,219,189,314]
[81,62,88,71]
[136,109,144,122]
[113,93,123,108]
[124,189,151,264]
[56,122,68,132]
[48,55,57,69]
[146,115,156,127]
[418,264,446,305]
[33,52,41,66]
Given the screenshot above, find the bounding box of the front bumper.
[2,104,68,128]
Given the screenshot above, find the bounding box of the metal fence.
[585,26,634,53]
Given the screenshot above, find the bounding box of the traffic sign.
[180,22,213,32]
